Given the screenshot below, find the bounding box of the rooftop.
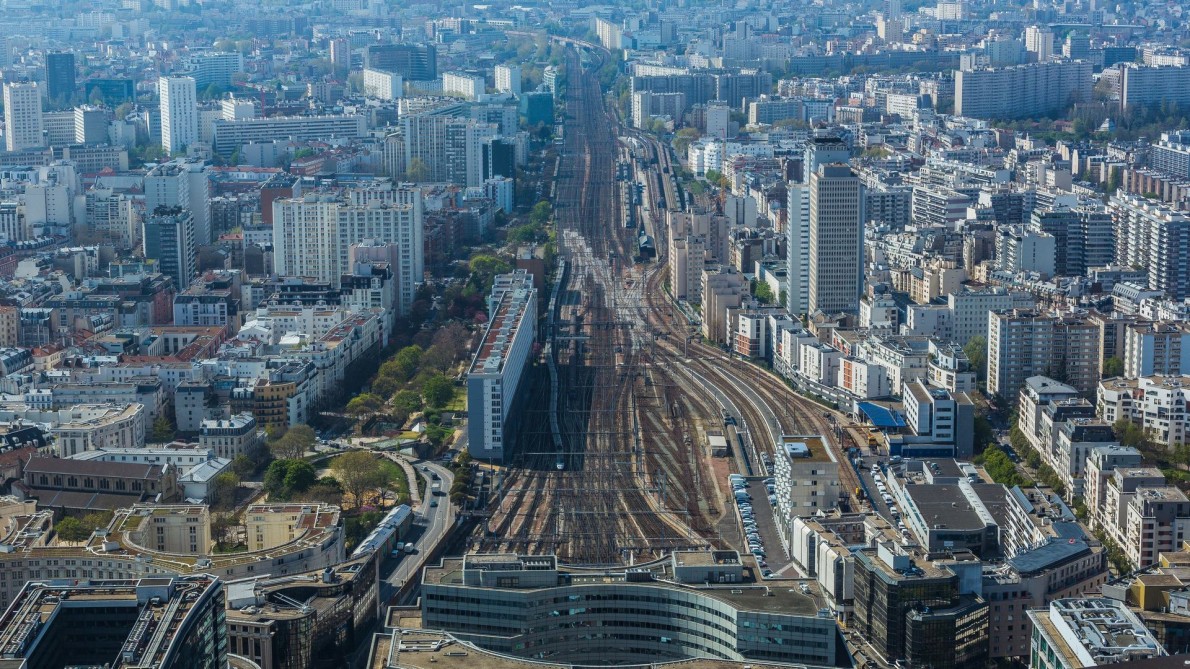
[1031,598,1165,667]
[776,435,836,463]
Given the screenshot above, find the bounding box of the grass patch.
[444,386,466,412]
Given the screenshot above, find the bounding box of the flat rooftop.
[777,435,836,463]
[424,554,822,616]
[370,628,812,669]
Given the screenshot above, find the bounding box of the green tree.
[81,510,113,532]
[1113,418,1151,451]
[392,390,423,415]
[332,451,391,509]
[752,281,774,304]
[469,255,513,291]
[1103,356,1125,378]
[422,375,455,409]
[283,461,316,493]
[964,336,988,382]
[346,393,383,415]
[391,345,424,381]
[231,455,256,478]
[209,472,240,511]
[270,424,315,459]
[151,415,175,443]
[529,201,552,227]
[404,157,430,182]
[55,517,89,542]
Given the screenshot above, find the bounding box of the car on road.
[762,569,774,578]
[430,500,439,507]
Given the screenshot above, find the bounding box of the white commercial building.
[159,76,198,154]
[3,82,44,151]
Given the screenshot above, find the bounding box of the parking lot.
[729,476,792,579]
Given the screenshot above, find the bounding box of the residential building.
[988,310,1101,399]
[1119,63,1190,110]
[1111,194,1190,300]
[1123,321,1190,378]
[495,64,521,95]
[365,43,437,80]
[199,413,265,460]
[272,186,424,315]
[159,76,198,154]
[772,435,843,546]
[466,271,536,463]
[3,82,44,151]
[954,61,1091,119]
[211,114,366,157]
[1098,376,1190,448]
[362,68,402,100]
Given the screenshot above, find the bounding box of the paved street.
[378,455,456,603]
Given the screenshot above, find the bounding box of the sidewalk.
[384,453,422,505]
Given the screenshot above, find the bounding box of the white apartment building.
[363,68,403,100]
[1111,194,1190,300]
[211,114,366,157]
[494,64,521,95]
[3,82,44,151]
[1123,321,1190,378]
[772,435,843,546]
[1098,375,1190,448]
[159,76,198,155]
[466,271,536,463]
[443,71,485,100]
[272,186,424,314]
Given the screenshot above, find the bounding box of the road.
[378,455,456,603]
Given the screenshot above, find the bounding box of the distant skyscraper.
[44,52,76,105]
[808,164,864,314]
[3,82,45,151]
[159,76,197,155]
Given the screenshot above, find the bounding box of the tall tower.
[808,164,865,314]
[786,182,810,315]
[3,82,44,151]
[143,207,196,291]
[44,52,76,105]
[159,76,197,155]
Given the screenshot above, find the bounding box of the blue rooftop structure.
[857,402,907,429]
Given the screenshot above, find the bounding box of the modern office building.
[466,271,536,463]
[160,75,198,155]
[1027,599,1166,668]
[44,51,76,105]
[852,541,988,668]
[143,207,197,291]
[808,164,864,314]
[364,43,437,80]
[272,185,424,314]
[420,552,845,666]
[955,61,1091,119]
[3,82,44,151]
[0,575,228,669]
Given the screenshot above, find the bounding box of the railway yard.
[476,41,861,566]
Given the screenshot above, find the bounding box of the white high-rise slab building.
[3,82,44,151]
[273,186,425,315]
[494,64,521,95]
[159,76,198,155]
